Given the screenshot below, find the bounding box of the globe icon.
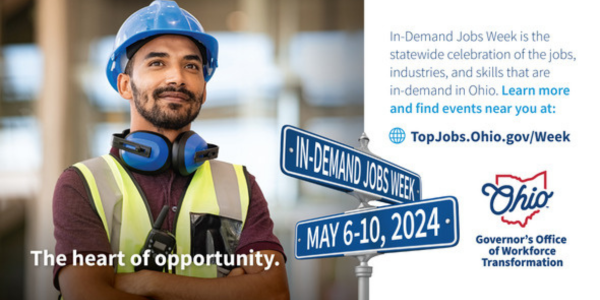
[389,127,406,144]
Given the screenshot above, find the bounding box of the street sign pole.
[350,133,380,300]
[355,252,379,300]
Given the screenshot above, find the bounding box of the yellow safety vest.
[72,154,250,278]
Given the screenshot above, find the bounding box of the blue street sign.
[295,196,459,259]
[280,125,422,204]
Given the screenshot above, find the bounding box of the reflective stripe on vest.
[73,154,250,277]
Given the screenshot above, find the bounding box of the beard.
[131,82,203,131]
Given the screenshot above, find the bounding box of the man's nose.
[164,66,185,86]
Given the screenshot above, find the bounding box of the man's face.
[121,35,206,131]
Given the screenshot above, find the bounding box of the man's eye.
[185,64,200,70]
[149,61,164,67]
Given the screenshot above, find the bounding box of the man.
[52,1,289,299]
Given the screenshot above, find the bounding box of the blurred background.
[0,0,363,299]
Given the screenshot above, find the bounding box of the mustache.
[152,86,197,102]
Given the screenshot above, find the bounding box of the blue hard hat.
[106,0,219,92]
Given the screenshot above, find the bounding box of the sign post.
[355,252,379,300]
[354,133,381,300]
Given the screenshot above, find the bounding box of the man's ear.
[201,81,207,104]
[117,73,133,100]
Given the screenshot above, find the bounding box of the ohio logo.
[481,171,554,228]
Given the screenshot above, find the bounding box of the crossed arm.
[58,250,289,300]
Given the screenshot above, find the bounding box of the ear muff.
[172,131,220,176]
[112,130,172,174]
[112,129,219,176]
